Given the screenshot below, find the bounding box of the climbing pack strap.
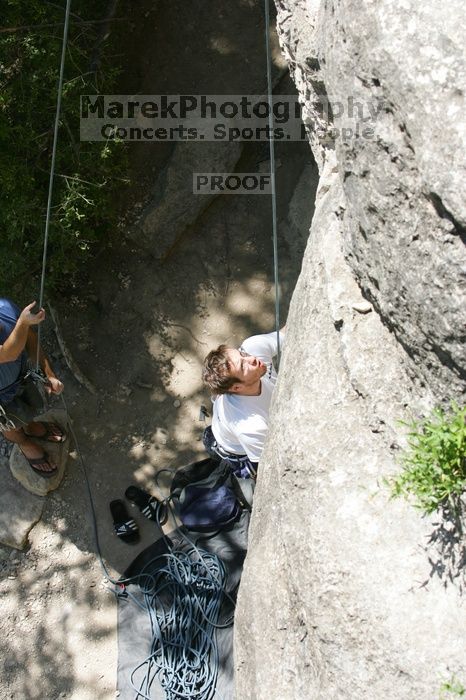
[230,472,254,512]
[203,425,257,479]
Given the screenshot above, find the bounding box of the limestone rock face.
[127,142,242,259]
[123,0,288,262]
[0,457,44,550]
[276,0,466,400]
[234,1,466,698]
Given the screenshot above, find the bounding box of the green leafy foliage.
[389,403,466,514]
[0,0,127,297]
[440,676,465,699]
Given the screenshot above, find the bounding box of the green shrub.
[440,676,465,699]
[389,403,466,514]
[0,0,127,297]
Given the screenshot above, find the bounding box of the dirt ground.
[0,2,317,698]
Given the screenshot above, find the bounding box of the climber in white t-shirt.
[202,328,285,478]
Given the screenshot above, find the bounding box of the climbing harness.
[264,0,281,366]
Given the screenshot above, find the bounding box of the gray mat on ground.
[117,510,250,700]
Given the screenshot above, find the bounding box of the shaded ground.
[0,1,318,697]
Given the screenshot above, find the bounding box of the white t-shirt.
[211,331,284,462]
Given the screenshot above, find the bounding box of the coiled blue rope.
[128,544,230,700]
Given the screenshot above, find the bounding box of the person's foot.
[19,439,57,475]
[24,421,66,443]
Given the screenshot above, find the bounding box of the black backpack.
[170,458,252,532]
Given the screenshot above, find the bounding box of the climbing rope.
[123,467,235,699]
[127,545,232,700]
[264,0,281,365]
[35,0,72,371]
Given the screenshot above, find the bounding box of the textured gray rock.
[127,141,242,259]
[123,0,289,262]
[235,1,466,697]
[0,456,44,550]
[275,0,466,401]
[235,160,465,699]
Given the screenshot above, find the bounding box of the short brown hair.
[202,344,240,394]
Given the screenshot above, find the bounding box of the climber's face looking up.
[225,348,267,394]
[202,344,267,396]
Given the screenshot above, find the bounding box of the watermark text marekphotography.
[80,94,384,142]
[193,173,272,195]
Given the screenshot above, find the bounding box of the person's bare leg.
[22,421,47,438]
[23,421,65,442]
[3,426,56,472]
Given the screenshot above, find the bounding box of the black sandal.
[110,499,140,543]
[125,485,167,525]
[20,449,58,479]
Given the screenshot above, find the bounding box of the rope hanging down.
[264,0,281,366]
[35,0,73,371]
